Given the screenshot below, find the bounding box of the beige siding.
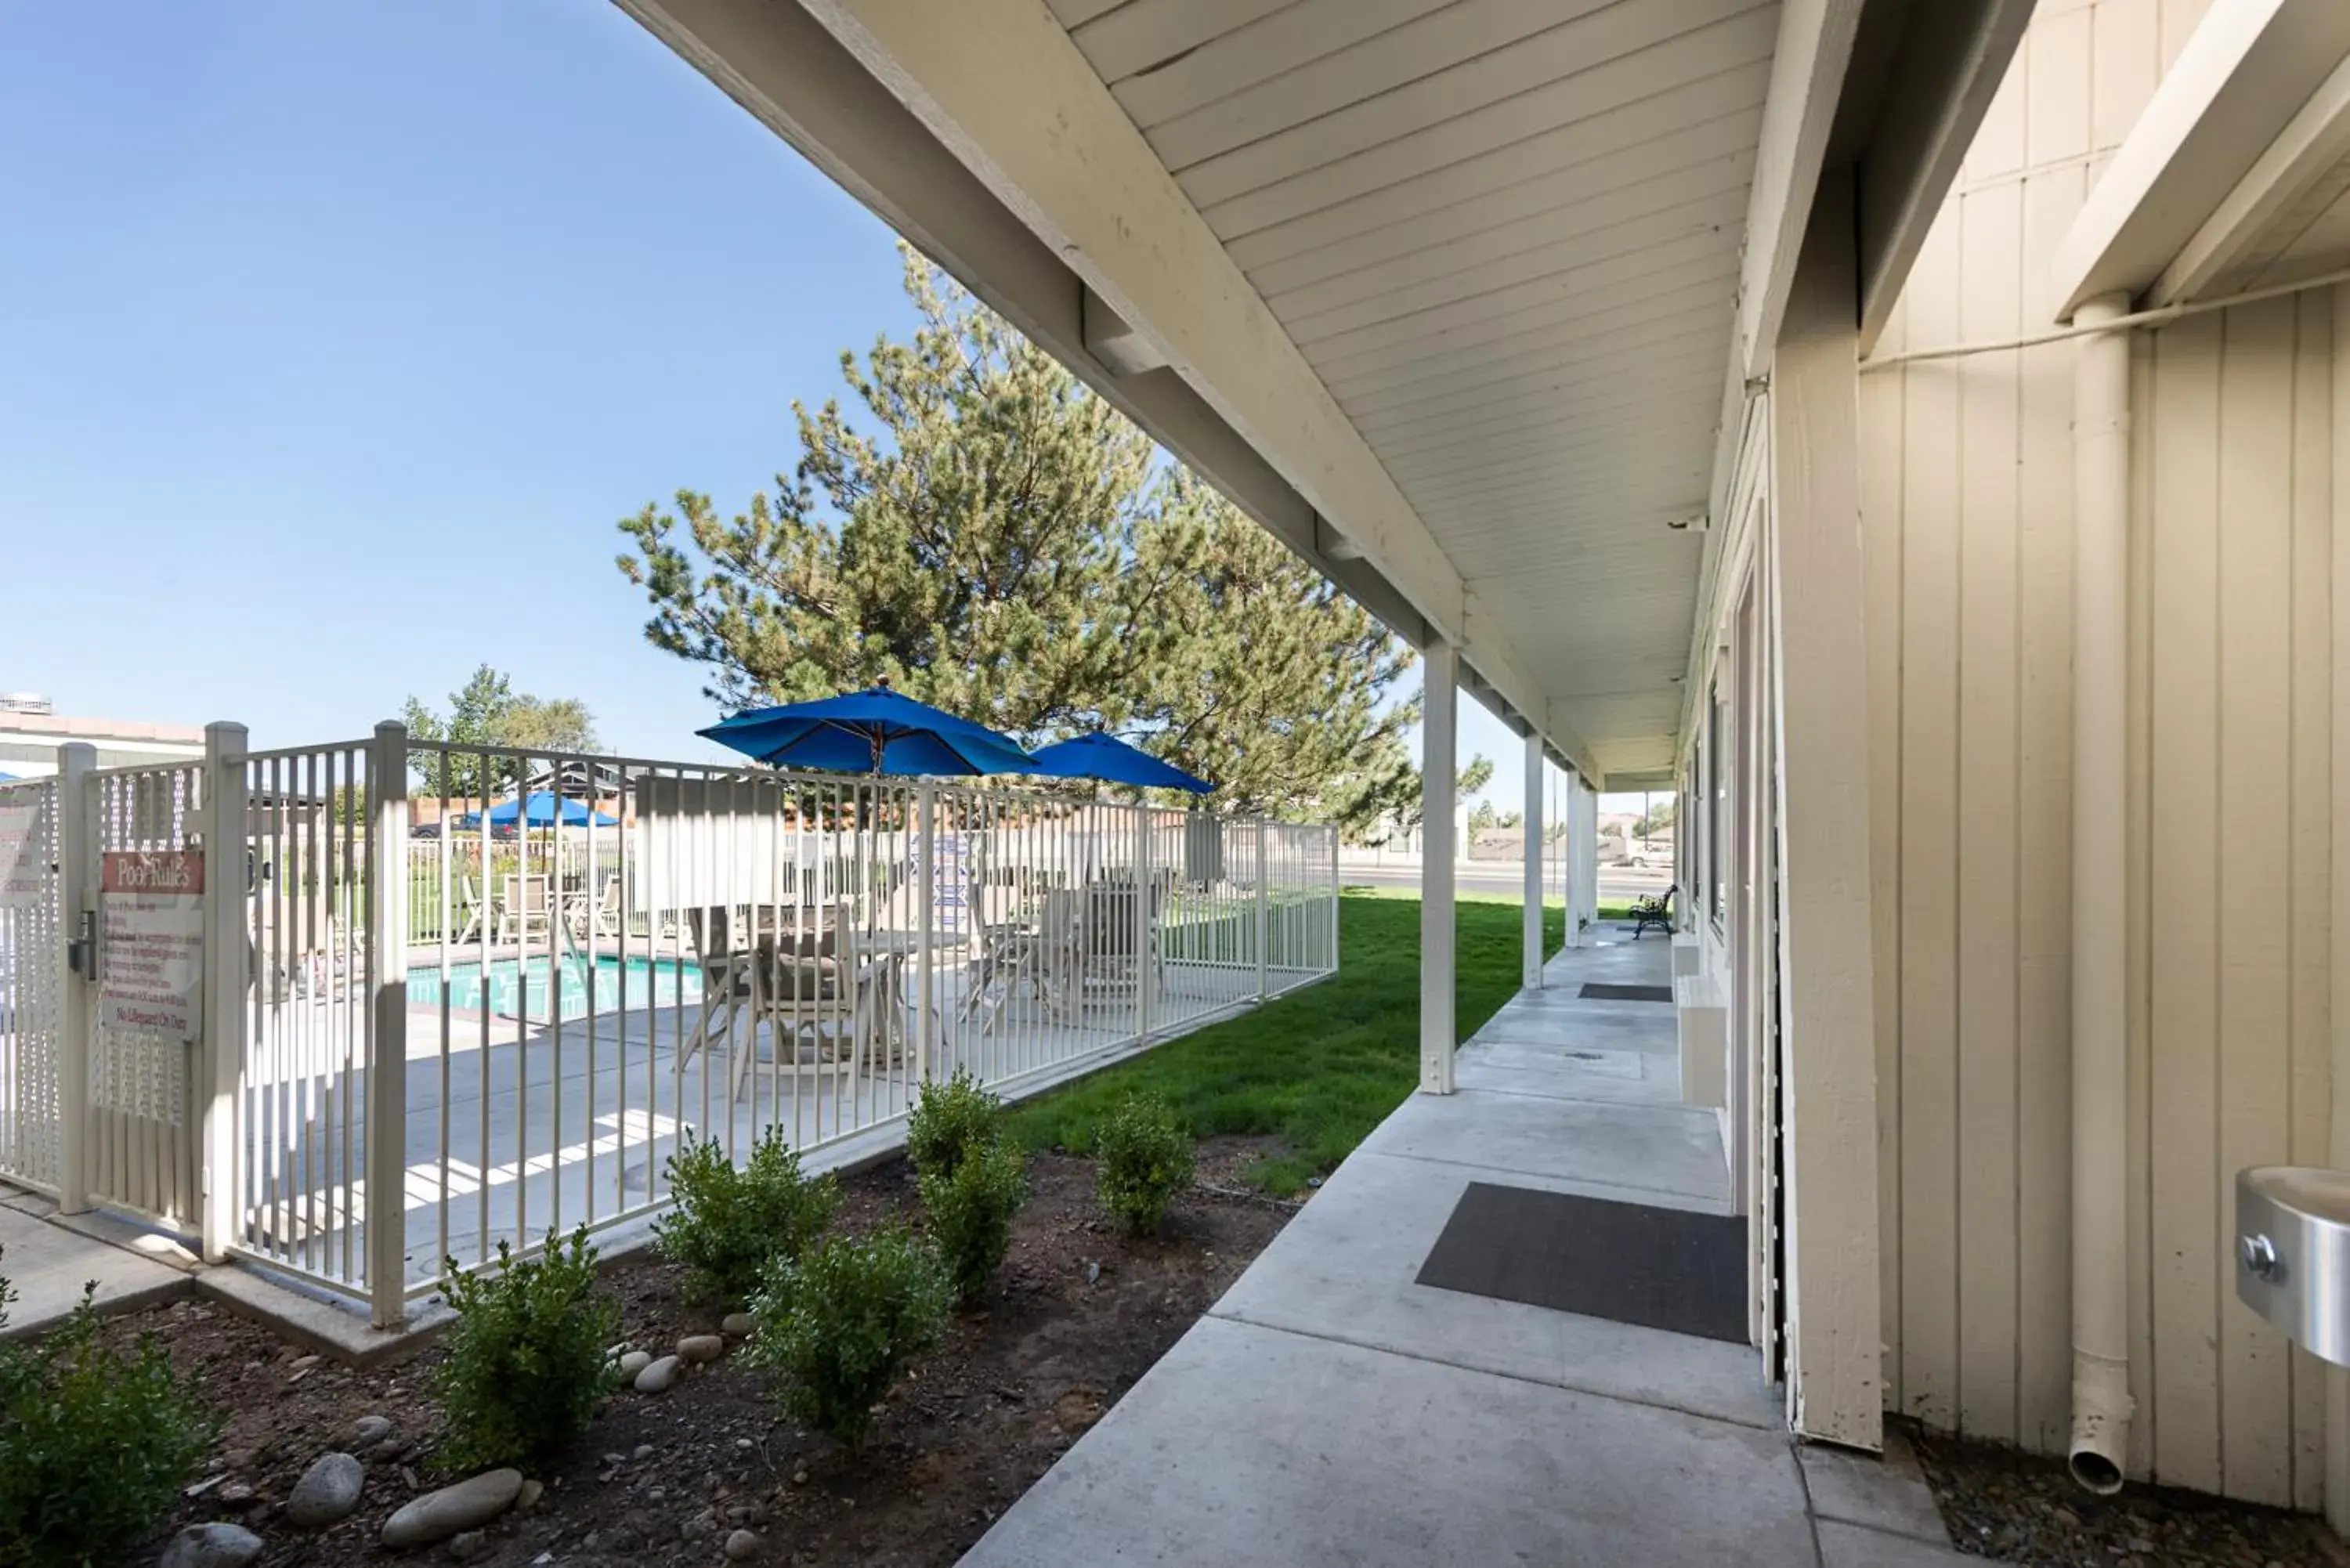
[1864,0,2341,1503]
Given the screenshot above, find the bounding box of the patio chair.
[494,874,554,945]
[450,872,484,946]
[1630,884,1676,939]
[568,872,621,944]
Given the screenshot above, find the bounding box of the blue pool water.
[410,952,703,1023]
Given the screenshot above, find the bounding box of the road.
[1337,860,1671,902]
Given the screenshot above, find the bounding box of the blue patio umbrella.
[699,685,1036,776]
[461,791,619,829]
[1027,732,1214,793]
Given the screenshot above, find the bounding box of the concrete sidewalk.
[960,938,1964,1566]
[0,1190,191,1338]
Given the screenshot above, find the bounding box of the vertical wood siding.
[1864,0,2341,1505]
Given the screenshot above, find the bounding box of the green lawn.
[1003,889,1564,1194]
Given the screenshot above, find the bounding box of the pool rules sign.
[101,851,204,1038]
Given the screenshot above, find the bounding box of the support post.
[2328,280,2350,1539]
[365,721,410,1328]
[1522,733,1545,988]
[54,742,94,1216]
[1767,176,1882,1449]
[199,723,249,1262]
[1421,639,1459,1094]
[1328,823,1340,977]
[916,782,936,1083]
[1563,776,1592,948]
[1254,820,1269,1003]
[1136,807,1154,1042]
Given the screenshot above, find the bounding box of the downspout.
[2069,291,2135,1494]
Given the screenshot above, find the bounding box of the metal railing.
[214,729,1338,1321]
[0,777,62,1194]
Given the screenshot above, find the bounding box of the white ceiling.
[1043,0,1777,779]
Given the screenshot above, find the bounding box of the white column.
[1579,781,1602,941]
[54,742,94,1216]
[199,722,249,1262]
[2327,281,2350,1539]
[916,782,937,1082]
[365,721,410,1328]
[1420,640,1458,1095]
[1564,776,1598,948]
[1521,733,1545,988]
[1768,178,1882,1451]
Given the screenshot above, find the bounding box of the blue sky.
[0,1,1556,808]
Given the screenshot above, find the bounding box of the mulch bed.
[122,1139,1294,1566]
[1908,1422,2350,1567]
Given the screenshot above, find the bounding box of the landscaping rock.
[448,1528,487,1561]
[616,1349,653,1378]
[725,1528,762,1561]
[286,1451,365,1526]
[517,1478,544,1511]
[678,1333,725,1364]
[343,1414,396,1452]
[721,1311,754,1337]
[378,1469,524,1548]
[634,1354,683,1393]
[159,1522,265,1568]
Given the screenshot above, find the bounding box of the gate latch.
[67,909,96,980]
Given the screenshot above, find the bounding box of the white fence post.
[1136,807,1154,1044]
[54,742,94,1215]
[366,721,410,1328]
[1328,823,1340,976]
[199,722,249,1261]
[1254,819,1270,1003]
[915,781,935,1087]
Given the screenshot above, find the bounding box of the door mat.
[1578,982,1674,1003]
[1415,1183,1748,1343]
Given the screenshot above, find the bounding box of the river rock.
[342,1414,396,1452]
[286,1451,365,1526]
[721,1312,754,1337]
[378,1469,523,1548]
[634,1354,683,1393]
[517,1478,544,1511]
[724,1528,761,1561]
[678,1334,725,1364]
[159,1523,265,1568]
[616,1349,652,1378]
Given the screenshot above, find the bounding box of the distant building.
[0,693,204,779]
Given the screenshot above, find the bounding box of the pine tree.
[616,248,1419,836]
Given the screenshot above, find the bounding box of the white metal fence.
[0,777,62,1193]
[0,725,1340,1323]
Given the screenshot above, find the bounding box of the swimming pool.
[409,952,704,1023]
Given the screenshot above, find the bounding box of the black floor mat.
[1578,981,1674,1003]
[1415,1183,1748,1343]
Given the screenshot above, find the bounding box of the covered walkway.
[959,937,1960,1566]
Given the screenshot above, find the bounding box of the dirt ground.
[1909,1422,2350,1567]
[126,1139,1296,1566]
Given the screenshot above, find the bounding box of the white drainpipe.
[2069,291,2135,1494]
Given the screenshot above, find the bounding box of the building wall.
[1862,0,2340,1505]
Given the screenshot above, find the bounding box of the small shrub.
[1094,1091,1195,1236]
[906,1071,1001,1180]
[432,1227,620,1471]
[919,1134,1027,1302]
[656,1128,841,1302]
[746,1227,953,1451]
[0,1262,216,1568]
